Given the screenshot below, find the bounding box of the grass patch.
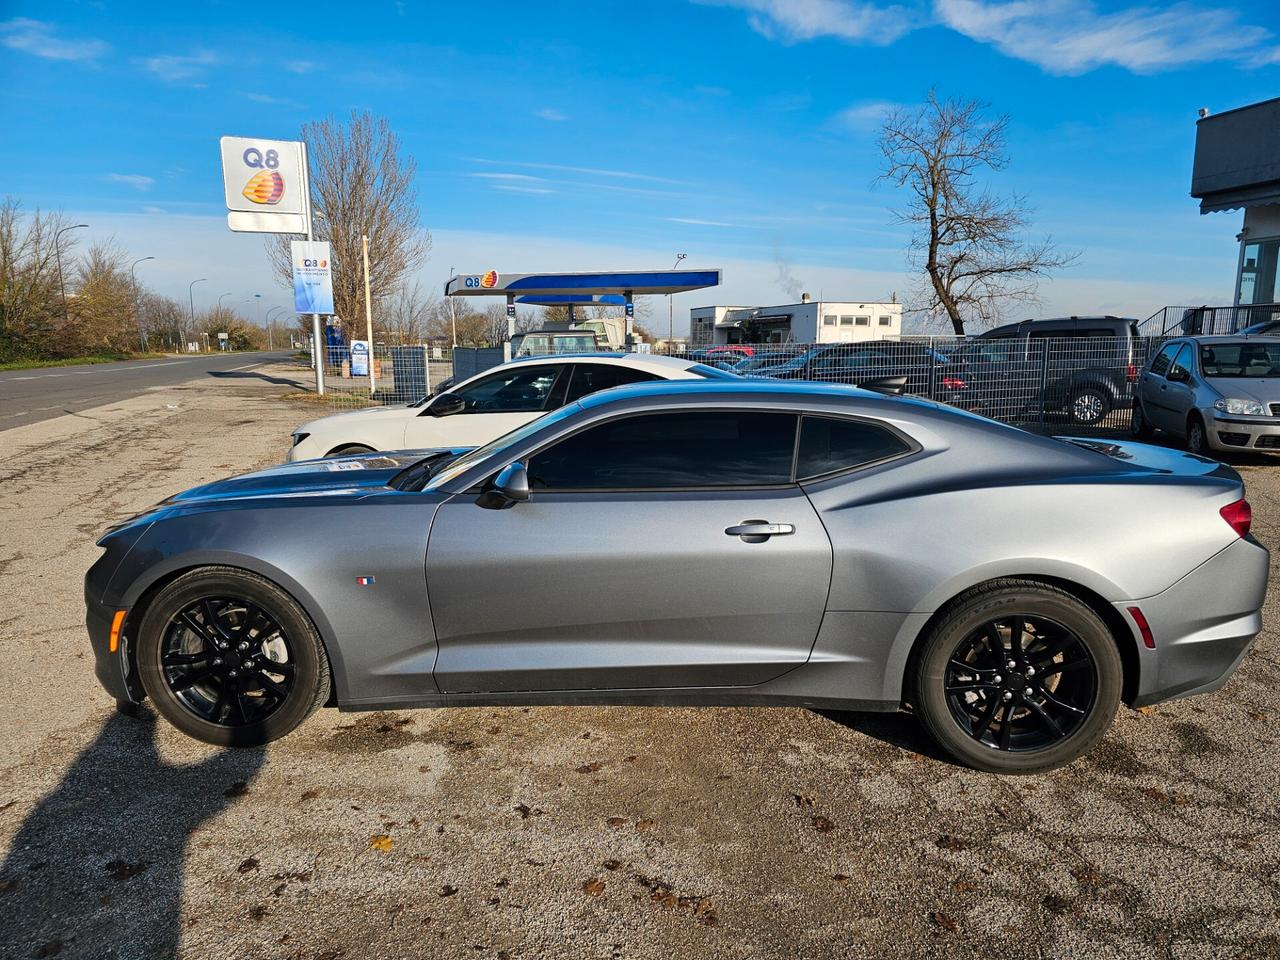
[0,352,169,372]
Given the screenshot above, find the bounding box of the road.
[0,351,296,429]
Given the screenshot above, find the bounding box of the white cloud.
[534,107,569,121]
[494,185,556,195]
[934,0,1278,74]
[245,92,303,108]
[0,18,108,61]
[142,206,167,215]
[467,172,546,182]
[139,50,217,83]
[106,173,155,191]
[284,59,315,74]
[697,0,915,45]
[832,99,904,132]
[469,158,687,185]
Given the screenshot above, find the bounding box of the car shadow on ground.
[0,709,266,958]
[814,708,962,766]
[206,369,310,390]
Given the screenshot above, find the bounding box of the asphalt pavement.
[0,351,296,428]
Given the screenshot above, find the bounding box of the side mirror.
[1167,367,1189,383]
[478,461,529,509]
[428,392,465,417]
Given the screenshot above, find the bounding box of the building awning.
[1192,97,1280,215]
[446,269,722,297]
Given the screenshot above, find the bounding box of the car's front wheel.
[1186,415,1209,456]
[136,567,331,747]
[912,579,1122,774]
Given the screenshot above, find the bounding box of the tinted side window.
[1149,343,1179,376]
[1168,345,1192,380]
[528,412,797,490]
[797,416,911,480]
[455,365,564,413]
[563,364,660,403]
[1079,327,1118,338]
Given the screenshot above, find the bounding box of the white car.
[289,353,735,461]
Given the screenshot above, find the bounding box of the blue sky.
[2,0,1278,332]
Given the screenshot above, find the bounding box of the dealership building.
[1192,96,1280,308]
[689,295,902,346]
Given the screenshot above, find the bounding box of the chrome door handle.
[725,520,795,540]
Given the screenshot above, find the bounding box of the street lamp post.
[187,278,207,354]
[266,306,285,351]
[448,264,458,349]
[130,256,155,351]
[55,223,88,327]
[669,253,687,350]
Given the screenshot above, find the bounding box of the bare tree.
[0,199,81,359]
[380,282,436,344]
[877,92,1076,335]
[267,112,430,327]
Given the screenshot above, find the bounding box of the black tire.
[1130,400,1154,439]
[136,567,331,747]
[1068,386,1112,425]
[325,444,375,458]
[1186,414,1208,456]
[912,579,1122,774]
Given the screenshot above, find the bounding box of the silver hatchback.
[1132,335,1280,455]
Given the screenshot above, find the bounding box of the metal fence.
[661,335,1169,435]
[1142,303,1280,337]
[306,334,1170,437]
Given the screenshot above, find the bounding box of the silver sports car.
[86,380,1267,773]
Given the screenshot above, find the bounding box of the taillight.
[1220,499,1252,538]
[1126,362,1137,383]
[941,376,967,390]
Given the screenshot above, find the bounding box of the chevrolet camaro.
[86,380,1267,773]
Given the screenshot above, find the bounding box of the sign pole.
[300,141,325,396]
[362,233,376,394]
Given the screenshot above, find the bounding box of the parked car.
[509,329,602,357]
[730,348,805,373]
[1131,335,1280,455]
[752,341,975,408]
[970,316,1142,425]
[88,379,1265,774]
[288,353,737,460]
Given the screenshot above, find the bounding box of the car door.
[425,409,833,693]
[1161,343,1197,434]
[404,363,567,447]
[1139,342,1183,432]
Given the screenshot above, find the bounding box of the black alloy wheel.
[136,567,330,746]
[160,597,296,727]
[912,579,1122,774]
[943,616,1097,752]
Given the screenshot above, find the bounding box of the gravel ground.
[0,365,1277,960]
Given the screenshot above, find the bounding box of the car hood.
[1203,378,1280,404]
[163,450,447,506]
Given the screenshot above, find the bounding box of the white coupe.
[289,353,735,461]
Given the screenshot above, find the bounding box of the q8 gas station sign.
[220,136,307,234]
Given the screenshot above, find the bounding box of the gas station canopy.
[445,269,721,298]
[514,294,627,307]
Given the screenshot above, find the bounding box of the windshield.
[423,402,584,489]
[1200,342,1280,378]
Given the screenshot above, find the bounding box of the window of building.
[796,416,912,480]
[855,316,870,326]
[839,316,854,326]
[527,412,797,490]
[1239,239,1280,305]
[823,315,837,326]
[878,315,892,326]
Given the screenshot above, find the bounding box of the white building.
[690,296,902,346]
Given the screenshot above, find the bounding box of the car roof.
[576,376,920,411]
[507,352,698,371]
[1179,334,1280,344]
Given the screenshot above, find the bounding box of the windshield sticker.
[324,460,366,471]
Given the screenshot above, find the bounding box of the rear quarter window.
[797,416,912,480]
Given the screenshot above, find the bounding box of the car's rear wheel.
[912,580,1122,774]
[1186,415,1208,456]
[1130,401,1154,439]
[136,567,330,747]
[325,444,375,457]
[1068,387,1111,425]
